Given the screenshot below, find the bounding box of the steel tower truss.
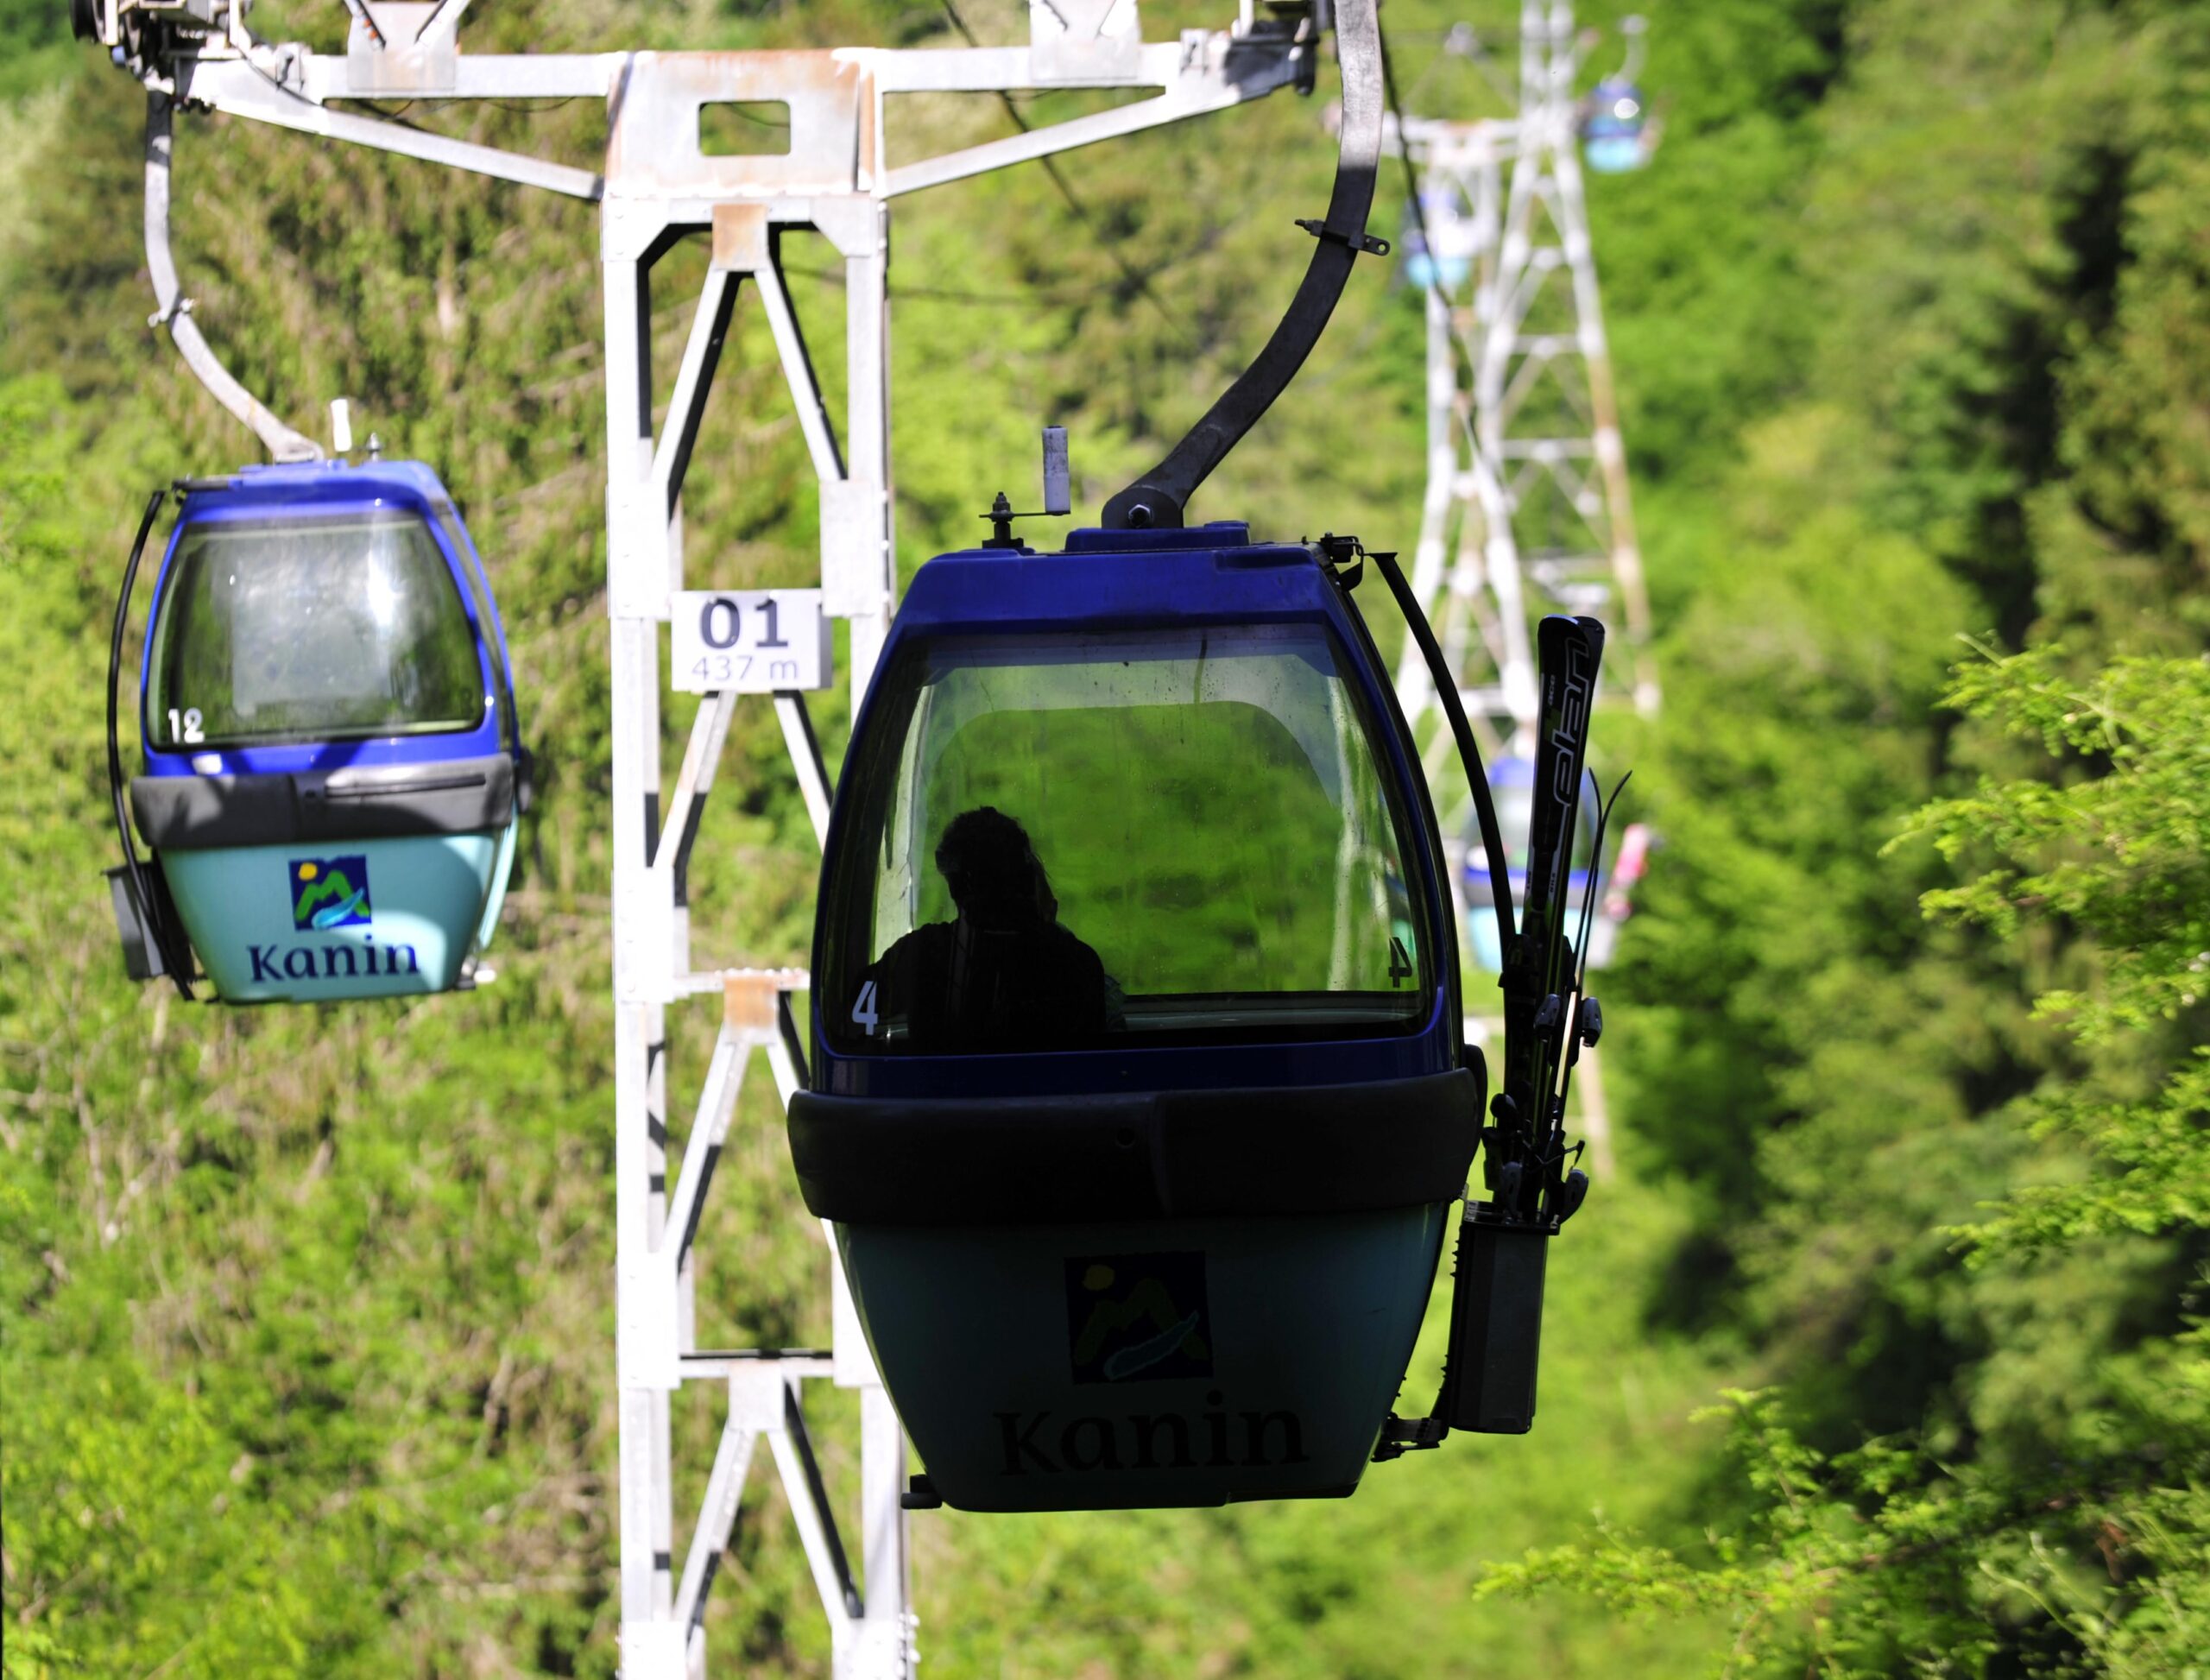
[1392,0,1656,774]
[83,1,1326,1672]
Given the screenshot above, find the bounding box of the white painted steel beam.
[884,60,1300,198]
[653,267,742,520]
[180,60,605,198]
[776,694,835,847]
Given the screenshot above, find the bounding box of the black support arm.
[1101,0,1386,529]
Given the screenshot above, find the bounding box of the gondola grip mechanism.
[1102,0,1386,529]
[1314,531,1369,590]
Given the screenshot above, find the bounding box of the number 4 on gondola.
[671,590,832,693]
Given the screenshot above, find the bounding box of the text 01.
[669,590,832,694]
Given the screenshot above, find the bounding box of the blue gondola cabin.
[123,461,526,1002]
[789,523,1483,1512]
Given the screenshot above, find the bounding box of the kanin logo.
[253,856,418,984]
[1064,1252,1213,1385]
[292,856,371,930]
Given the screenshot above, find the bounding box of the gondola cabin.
[1400,183,1474,293]
[120,462,525,1002]
[1581,76,1650,174]
[1461,754,1601,975]
[789,523,1482,1513]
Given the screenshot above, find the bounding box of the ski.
[1498,614,1605,1215]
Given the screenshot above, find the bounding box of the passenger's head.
[936,806,1054,926]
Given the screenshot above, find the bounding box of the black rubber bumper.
[131,754,516,849]
[787,1063,1482,1226]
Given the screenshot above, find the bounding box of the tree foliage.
[1488,642,2210,1675]
[1913,647,2210,1259]
[1480,1,2210,1671]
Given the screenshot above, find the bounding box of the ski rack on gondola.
[73,0,1411,1673]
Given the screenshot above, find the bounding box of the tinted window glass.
[823,623,1431,1053]
[148,513,485,747]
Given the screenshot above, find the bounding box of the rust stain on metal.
[711,203,770,270]
[723,972,788,1033]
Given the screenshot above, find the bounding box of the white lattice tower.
[1394,0,1656,781]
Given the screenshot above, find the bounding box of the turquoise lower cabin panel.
[839,1204,1451,1512]
[476,820,518,952]
[160,831,508,1002]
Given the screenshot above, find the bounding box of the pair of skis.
[1490,613,1613,1231]
[1362,551,1619,1443]
[1418,613,1615,1437]
[1361,559,1618,1212]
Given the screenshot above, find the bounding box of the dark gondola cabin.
[119,461,525,1002]
[1581,75,1650,174]
[789,524,1483,1512]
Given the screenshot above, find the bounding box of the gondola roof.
[175,458,460,516]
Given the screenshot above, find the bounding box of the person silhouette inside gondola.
[869,805,1114,1052]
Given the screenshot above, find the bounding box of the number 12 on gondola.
[670,590,832,693]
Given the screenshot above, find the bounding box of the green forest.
[2,0,2204,1674]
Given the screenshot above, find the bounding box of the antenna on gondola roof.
[980,426,1072,547]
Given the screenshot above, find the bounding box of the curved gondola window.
[147,513,487,746]
[824,622,1434,1053]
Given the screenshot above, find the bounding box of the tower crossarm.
[119,23,1315,208]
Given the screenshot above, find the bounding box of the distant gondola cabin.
[1581,76,1650,174]
[126,462,525,1001]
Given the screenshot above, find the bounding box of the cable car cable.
[1378,22,1480,395]
[936,0,1187,345]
